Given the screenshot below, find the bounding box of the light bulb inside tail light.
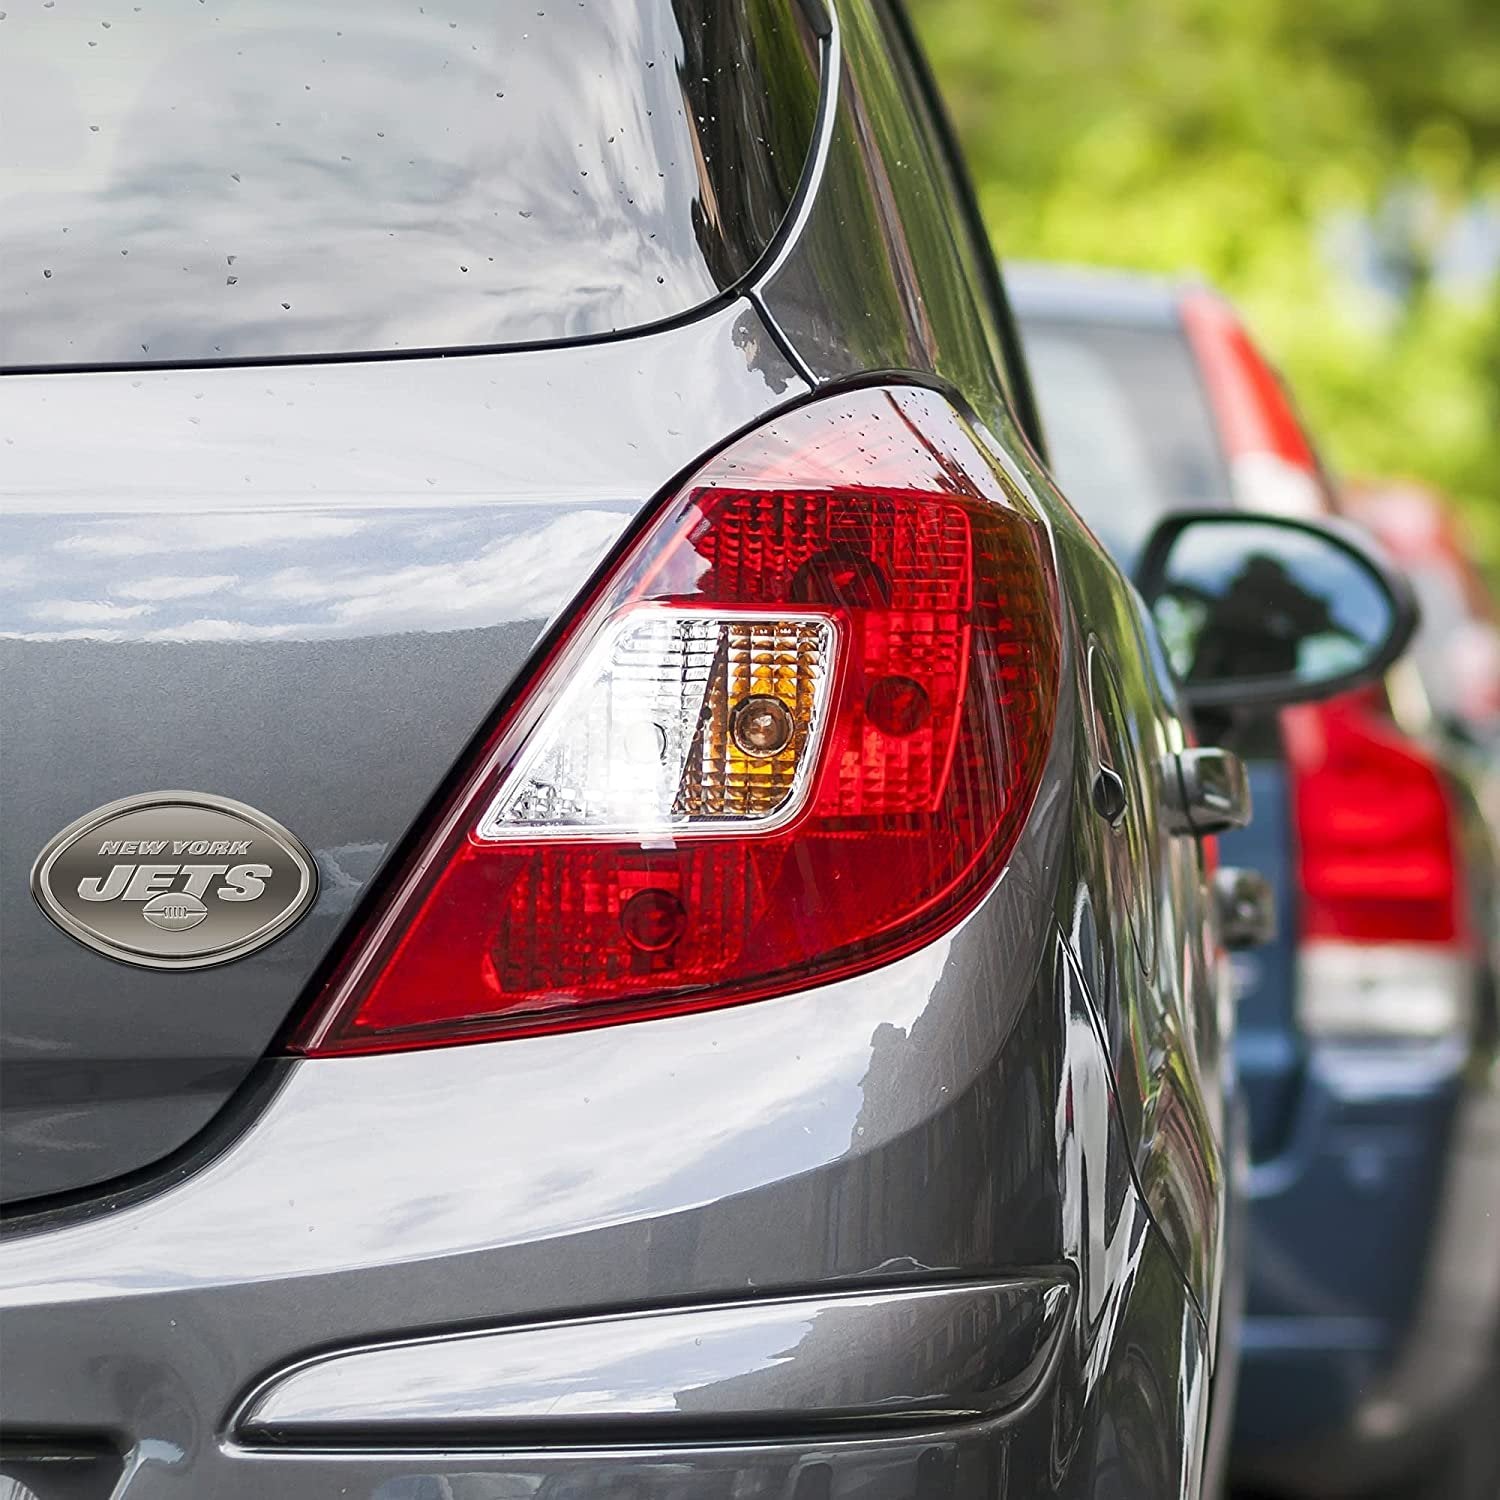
[292,386,1061,1054]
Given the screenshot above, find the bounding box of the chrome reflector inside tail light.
[292,386,1061,1054]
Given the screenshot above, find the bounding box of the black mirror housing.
[1135,510,1419,711]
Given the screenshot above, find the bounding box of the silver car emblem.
[31,791,318,970]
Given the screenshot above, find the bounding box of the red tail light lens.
[1285,697,1466,947]
[292,387,1061,1054]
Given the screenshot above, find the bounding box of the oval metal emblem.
[31,791,318,970]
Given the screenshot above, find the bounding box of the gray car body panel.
[0,1,1229,1495]
[1,301,805,1203]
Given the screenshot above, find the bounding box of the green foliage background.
[909,0,1500,569]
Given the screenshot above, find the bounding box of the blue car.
[1010,262,1500,1500]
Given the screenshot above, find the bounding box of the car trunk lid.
[0,304,804,1205]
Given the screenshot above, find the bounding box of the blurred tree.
[908,0,1500,570]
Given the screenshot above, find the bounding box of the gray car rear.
[1,6,1224,1498]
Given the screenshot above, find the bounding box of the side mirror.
[1135,511,1418,710]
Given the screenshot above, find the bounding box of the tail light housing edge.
[292,385,1062,1055]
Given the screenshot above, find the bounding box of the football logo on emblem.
[142,892,210,931]
[31,791,318,970]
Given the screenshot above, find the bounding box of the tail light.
[1286,697,1476,1042]
[292,386,1061,1054]
[1179,290,1329,520]
[1182,290,1477,1043]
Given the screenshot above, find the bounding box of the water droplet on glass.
[281,301,291,309]
[42,269,51,278]
[226,275,237,284]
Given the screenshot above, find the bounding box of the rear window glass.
[1,0,820,367]
[1019,317,1230,567]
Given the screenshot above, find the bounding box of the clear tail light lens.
[291,387,1060,1054]
[1296,943,1475,1043]
[477,610,840,840]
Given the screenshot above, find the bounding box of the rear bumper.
[0,835,1213,1500]
[5,1276,1086,1500]
[7,1390,1186,1500]
[193,1275,1085,1500]
[1231,1042,1500,1494]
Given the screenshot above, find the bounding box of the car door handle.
[1214,865,1277,950]
[1162,747,1251,836]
